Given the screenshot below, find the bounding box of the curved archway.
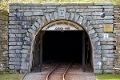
[25,19,100,73]
[21,12,101,73]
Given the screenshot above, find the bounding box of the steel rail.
[45,61,61,80]
[62,61,73,80]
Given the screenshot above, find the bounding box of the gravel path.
[22,62,96,80]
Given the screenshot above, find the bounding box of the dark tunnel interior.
[32,31,93,72]
[43,31,83,62]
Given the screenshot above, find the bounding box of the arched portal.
[29,20,94,72]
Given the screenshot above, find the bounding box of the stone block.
[102,50,114,54]
[17,42,22,45]
[9,62,20,65]
[16,50,21,53]
[92,37,99,42]
[94,70,102,74]
[88,29,95,35]
[100,38,115,41]
[31,25,37,31]
[50,13,55,20]
[45,13,50,22]
[10,58,20,62]
[9,42,16,45]
[9,46,22,50]
[103,6,113,9]
[25,37,31,42]
[103,65,114,69]
[95,28,103,33]
[33,12,44,16]
[24,41,30,45]
[28,29,36,34]
[102,57,114,62]
[21,62,28,70]
[70,13,75,20]
[21,50,29,53]
[9,50,16,53]
[94,2,113,5]
[22,46,30,49]
[24,12,33,16]
[34,22,40,28]
[104,70,114,73]
[9,34,15,37]
[103,54,115,58]
[15,65,20,69]
[101,45,114,49]
[88,6,102,9]
[9,65,14,69]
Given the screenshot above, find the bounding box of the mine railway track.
[45,61,73,80]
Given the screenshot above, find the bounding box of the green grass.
[0,73,23,80]
[97,74,120,80]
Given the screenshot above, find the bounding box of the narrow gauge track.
[45,61,73,80]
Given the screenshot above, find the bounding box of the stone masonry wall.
[9,3,115,73]
[114,5,120,73]
[0,10,8,73]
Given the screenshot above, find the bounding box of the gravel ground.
[23,61,96,80]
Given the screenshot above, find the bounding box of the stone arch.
[21,12,101,73]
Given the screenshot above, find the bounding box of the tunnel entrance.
[31,30,93,72]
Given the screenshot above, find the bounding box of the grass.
[97,74,120,80]
[0,73,24,80]
[0,73,120,80]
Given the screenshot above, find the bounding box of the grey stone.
[24,12,33,16]
[102,57,114,62]
[70,13,75,20]
[94,70,102,74]
[21,62,28,69]
[34,22,40,28]
[100,38,116,41]
[24,41,30,45]
[74,14,79,22]
[9,46,22,50]
[9,34,15,37]
[16,50,21,53]
[104,70,114,73]
[9,62,20,65]
[77,16,84,24]
[95,28,103,33]
[10,58,20,61]
[54,12,58,19]
[88,29,95,35]
[102,50,114,54]
[93,45,101,49]
[33,12,44,16]
[94,50,102,54]
[21,50,29,53]
[31,25,37,31]
[94,2,113,5]
[9,50,16,53]
[22,46,30,49]
[25,37,31,42]
[9,65,14,69]
[50,13,55,20]
[90,33,98,39]
[103,54,115,58]
[45,13,50,22]
[15,65,20,69]
[103,65,114,69]
[9,42,16,45]
[28,29,36,34]
[102,45,114,49]
[17,42,22,45]
[15,34,22,37]
[88,6,102,8]
[103,6,114,9]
